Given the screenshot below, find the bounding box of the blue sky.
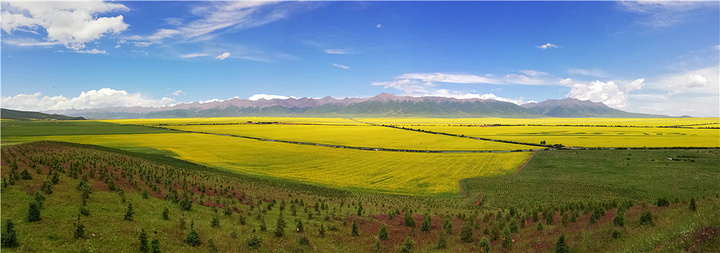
[2,1,719,116]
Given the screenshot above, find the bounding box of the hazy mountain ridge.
[44,93,666,119]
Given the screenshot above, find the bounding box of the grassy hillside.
[1,108,85,121]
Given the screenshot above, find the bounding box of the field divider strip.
[512,151,537,177]
[153,126,543,153]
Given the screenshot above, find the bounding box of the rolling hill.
[1,108,86,121]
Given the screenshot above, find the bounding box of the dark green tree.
[151,238,161,253]
[443,217,453,234]
[162,207,169,220]
[184,222,201,246]
[138,229,149,253]
[357,203,363,217]
[28,201,41,222]
[502,229,512,248]
[437,231,447,249]
[296,219,304,233]
[404,212,416,228]
[274,215,285,238]
[509,219,519,233]
[479,237,491,253]
[245,235,261,250]
[555,233,570,253]
[689,197,697,211]
[318,224,325,238]
[537,222,544,231]
[378,223,388,240]
[460,219,473,243]
[2,218,18,248]
[74,222,85,239]
[399,236,413,253]
[124,202,134,221]
[639,210,654,226]
[351,220,359,237]
[613,209,625,227]
[420,215,431,232]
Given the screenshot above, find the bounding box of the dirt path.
[512,151,537,176]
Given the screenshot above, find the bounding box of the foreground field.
[1,142,718,252]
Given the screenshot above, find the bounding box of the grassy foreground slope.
[1,142,719,252]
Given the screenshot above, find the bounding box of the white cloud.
[396,73,499,85]
[248,94,295,101]
[371,72,522,103]
[172,90,184,96]
[559,78,573,86]
[653,66,717,92]
[566,79,645,109]
[504,70,550,85]
[567,68,608,78]
[215,52,231,60]
[1,1,129,50]
[74,49,107,55]
[165,18,182,26]
[180,53,210,58]
[1,88,174,111]
[180,1,287,41]
[325,49,351,55]
[619,1,716,27]
[426,89,526,105]
[376,24,382,28]
[127,29,180,47]
[333,63,349,69]
[536,43,558,49]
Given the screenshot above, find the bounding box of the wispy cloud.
[536,43,558,49]
[75,49,108,55]
[2,1,129,51]
[372,72,501,98]
[325,49,352,55]
[127,29,180,47]
[172,90,184,96]
[180,53,210,58]
[333,63,349,69]
[567,68,608,78]
[619,1,717,28]
[248,94,296,101]
[215,52,231,60]
[504,70,551,85]
[376,24,382,28]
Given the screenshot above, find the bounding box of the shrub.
[509,219,519,233]
[298,236,310,246]
[20,169,32,180]
[211,216,220,228]
[245,235,261,250]
[139,229,149,253]
[437,232,447,249]
[80,205,90,216]
[537,222,544,231]
[28,201,41,222]
[656,197,670,207]
[378,224,388,240]
[179,196,193,211]
[351,220,359,237]
[404,212,416,228]
[689,197,697,211]
[613,209,625,227]
[151,238,161,253]
[639,210,654,226]
[478,237,491,253]
[612,229,621,239]
[208,239,218,253]
[124,202,134,221]
[555,233,570,253]
[421,215,431,232]
[460,219,474,243]
[1,218,18,248]
[74,222,85,239]
[162,207,169,220]
[142,190,149,199]
[399,236,413,253]
[274,215,285,238]
[502,229,512,248]
[184,227,201,246]
[318,224,325,238]
[443,217,453,234]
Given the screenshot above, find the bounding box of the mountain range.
[44,93,666,119]
[1,108,86,121]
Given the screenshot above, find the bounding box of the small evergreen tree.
[162,207,169,220]
[639,210,654,226]
[537,222,544,231]
[74,222,85,239]
[404,212,416,228]
[28,201,41,222]
[208,239,218,253]
[296,219,304,233]
[184,223,201,246]
[211,216,220,228]
[318,224,325,238]
[20,169,32,180]
[139,229,149,253]
[151,238,161,253]
[420,215,431,232]
[399,236,413,253]
[555,233,570,253]
[502,229,512,248]
[478,237,491,253]
[613,209,625,227]
[689,197,697,211]
[351,220,359,237]
[436,231,447,249]
[460,219,474,243]
[612,229,621,239]
[142,190,149,199]
[124,202,134,221]
[545,212,554,225]
[374,238,381,253]
[509,219,519,233]
[274,216,285,238]
[357,203,363,217]
[443,217,453,234]
[245,235,261,250]
[378,223,388,240]
[2,218,18,248]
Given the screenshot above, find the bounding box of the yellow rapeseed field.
[6,132,532,195]
[166,124,537,151]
